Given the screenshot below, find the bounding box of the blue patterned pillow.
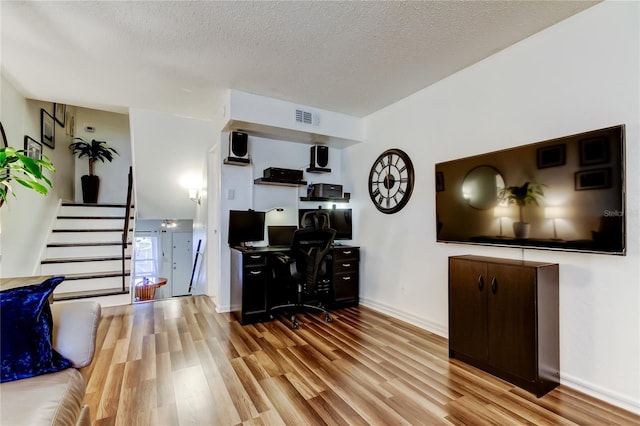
[0,276,72,383]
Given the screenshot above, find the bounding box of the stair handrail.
[121,166,133,292]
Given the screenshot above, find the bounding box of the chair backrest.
[291,211,336,290]
[300,210,331,230]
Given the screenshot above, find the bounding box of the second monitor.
[298,208,352,240]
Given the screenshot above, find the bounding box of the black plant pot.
[81,175,100,203]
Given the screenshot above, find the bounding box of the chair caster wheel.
[292,322,299,329]
[325,314,332,322]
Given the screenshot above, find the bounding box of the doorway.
[133,219,194,302]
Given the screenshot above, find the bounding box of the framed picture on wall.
[1,120,8,148]
[575,168,611,190]
[41,109,55,149]
[579,136,609,166]
[537,144,566,169]
[24,136,42,161]
[435,171,445,192]
[54,103,66,127]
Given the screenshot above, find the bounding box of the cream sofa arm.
[51,301,101,368]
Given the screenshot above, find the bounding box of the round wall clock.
[368,148,415,214]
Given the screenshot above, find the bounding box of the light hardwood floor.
[81,296,639,425]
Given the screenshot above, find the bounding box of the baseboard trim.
[216,304,231,313]
[560,372,640,415]
[359,297,448,338]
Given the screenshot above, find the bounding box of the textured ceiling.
[1,1,598,118]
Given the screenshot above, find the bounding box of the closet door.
[171,232,193,296]
[487,263,536,381]
[449,258,488,361]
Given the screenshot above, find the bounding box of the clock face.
[368,148,415,214]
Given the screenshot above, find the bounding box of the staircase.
[43,202,133,302]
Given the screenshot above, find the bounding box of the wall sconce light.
[493,206,512,237]
[188,188,201,205]
[545,207,565,240]
[161,219,177,228]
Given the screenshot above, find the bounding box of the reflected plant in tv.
[500,182,546,238]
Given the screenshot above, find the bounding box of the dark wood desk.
[230,245,360,325]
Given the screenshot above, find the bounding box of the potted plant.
[69,138,119,203]
[0,146,56,207]
[500,181,545,239]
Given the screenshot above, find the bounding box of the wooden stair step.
[56,216,131,220]
[47,242,132,248]
[52,229,131,233]
[47,242,130,248]
[61,202,131,208]
[62,271,131,280]
[53,287,130,301]
[41,255,131,264]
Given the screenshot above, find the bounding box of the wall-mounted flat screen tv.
[435,125,625,255]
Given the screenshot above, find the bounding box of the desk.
[134,277,167,301]
[230,246,360,325]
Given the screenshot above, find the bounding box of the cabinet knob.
[491,277,498,294]
[477,275,484,291]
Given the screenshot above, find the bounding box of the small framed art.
[575,168,611,191]
[435,171,445,192]
[579,136,609,166]
[54,103,66,127]
[41,109,55,149]
[24,136,43,161]
[537,144,566,169]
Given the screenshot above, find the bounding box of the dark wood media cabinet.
[230,246,360,325]
[448,255,559,397]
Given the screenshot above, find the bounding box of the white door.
[172,232,193,296]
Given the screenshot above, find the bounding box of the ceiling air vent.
[295,109,313,125]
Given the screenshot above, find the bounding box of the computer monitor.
[330,208,353,240]
[268,225,297,246]
[228,210,265,246]
[298,208,352,240]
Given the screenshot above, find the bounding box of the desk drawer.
[333,272,359,302]
[334,259,357,274]
[333,248,359,262]
[244,253,267,267]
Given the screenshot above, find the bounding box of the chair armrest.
[51,301,101,368]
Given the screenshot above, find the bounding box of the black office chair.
[270,210,336,329]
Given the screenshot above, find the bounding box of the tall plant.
[500,181,545,223]
[0,147,56,206]
[69,138,119,175]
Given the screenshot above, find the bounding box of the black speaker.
[230,131,248,158]
[224,131,250,165]
[311,145,329,168]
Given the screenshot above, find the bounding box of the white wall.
[1,75,75,276]
[344,1,639,413]
[229,90,363,143]
[129,108,215,220]
[72,108,131,204]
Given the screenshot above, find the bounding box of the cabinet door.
[449,258,488,361]
[243,266,268,315]
[487,264,536,381]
